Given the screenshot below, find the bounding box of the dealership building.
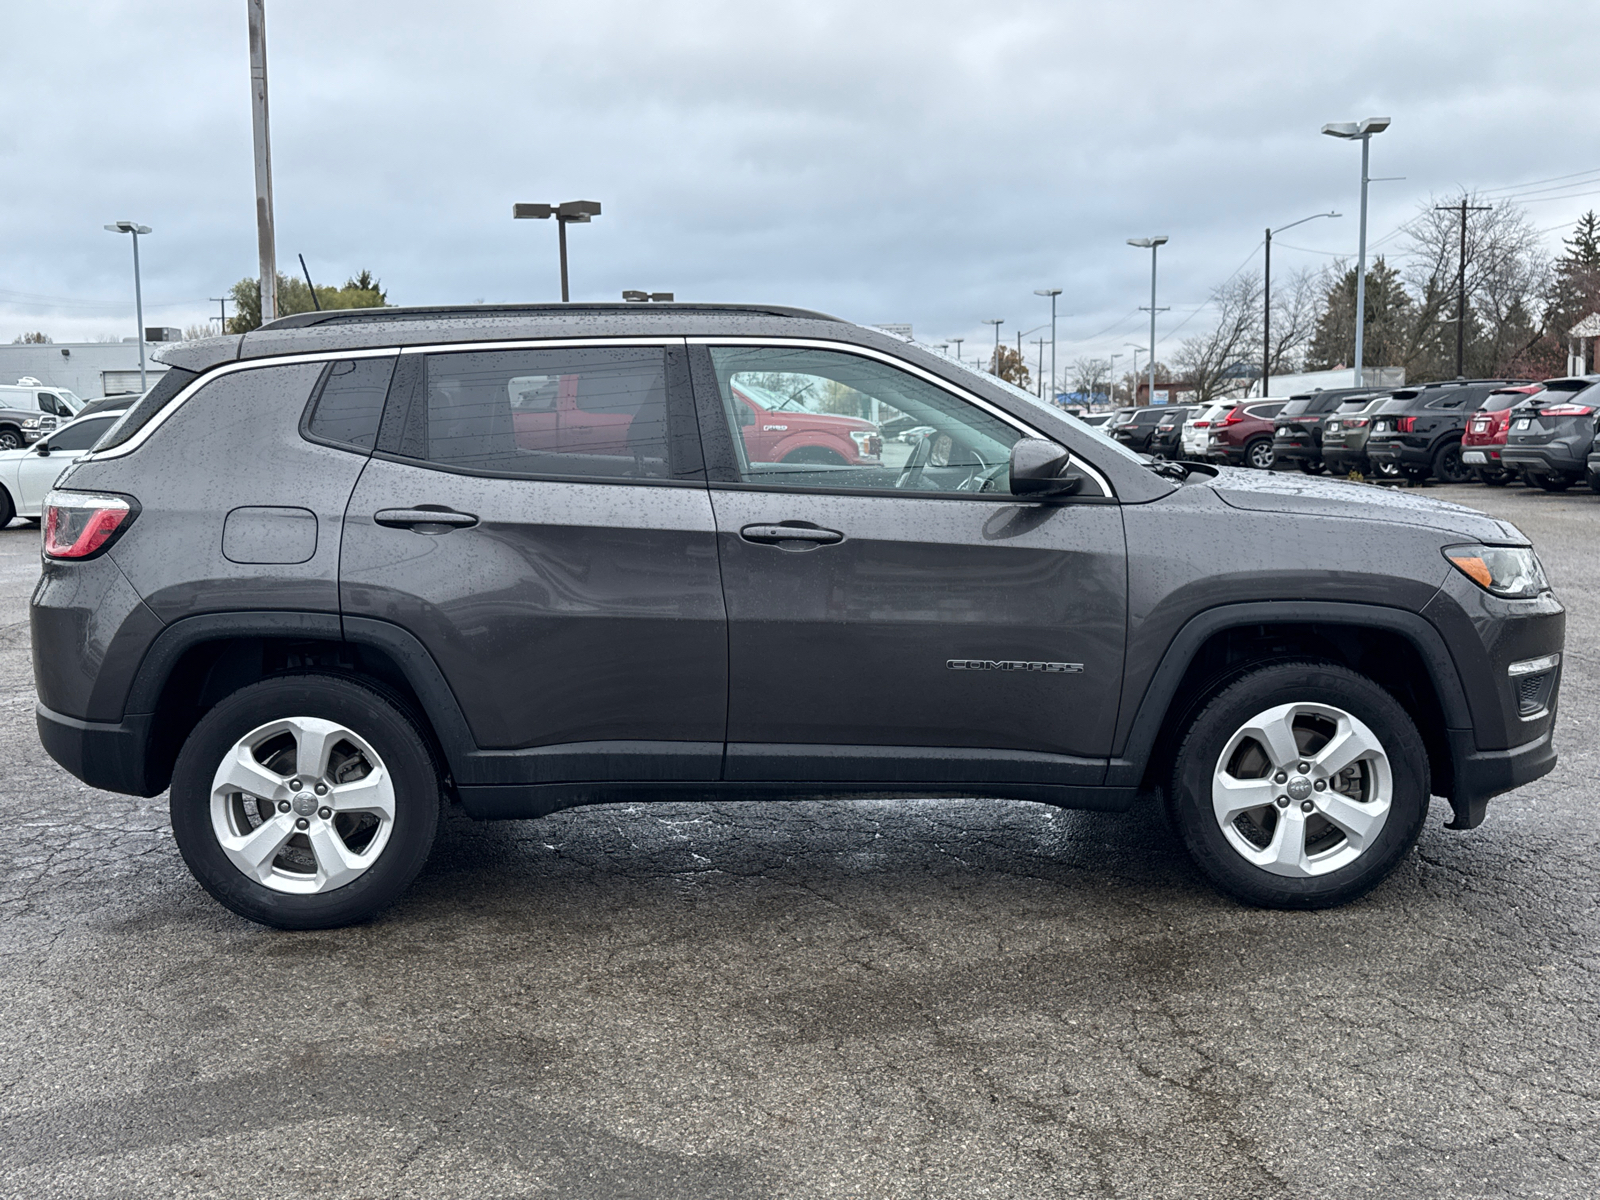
[0,333,176,399]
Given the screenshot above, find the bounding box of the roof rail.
[258,302,845,331]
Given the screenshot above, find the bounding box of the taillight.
[1396,417,1416,433]
[1194,420,1210,428]
[42,490,136,560]
[1343,417,1369,428]
[1536,404,1594,417]
[1221,410,1244,425]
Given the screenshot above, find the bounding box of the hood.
[1206,468,1524,543]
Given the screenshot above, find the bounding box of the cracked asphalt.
[1,481,1597,1199]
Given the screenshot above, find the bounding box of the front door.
[340,341,727,782]
[689,343,1127,787]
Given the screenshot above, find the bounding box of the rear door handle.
[739,523,844,546]
[374,507,479,531]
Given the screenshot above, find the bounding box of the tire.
[1401,465,1430,482]
[1245,439,1274,470]
[0,486,13,529]
[1588,472,1600,495]
[1477,468,1511,487]
[0,428,19,452]
[1297,463,1324,475]
[1167,660,1429,909]
[1532,472,1573,493]
[781,446,848,466]
[1431,440,1471,484]
[169,673,442,929]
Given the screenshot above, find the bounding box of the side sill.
[458,781,1139,820]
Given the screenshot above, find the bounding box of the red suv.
[1207,400,1285,469]
[510,372,881,467]
[1462,385,1543,485]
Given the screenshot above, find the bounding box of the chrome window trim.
[77,338,686,463]
[688,335,1114,498]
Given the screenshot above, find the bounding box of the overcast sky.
[6,0,1600,373]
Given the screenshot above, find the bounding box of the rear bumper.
[1501,445,1587,477]
[1271,440,1320,465]
[36,702,158,796]
[1321,448,1365,473]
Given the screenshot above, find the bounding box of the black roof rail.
[258,302,846,331]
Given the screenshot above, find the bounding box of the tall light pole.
[1032,338,1049,397]
[1107,353,1121,407]
[1016,324,1048,393]
[513,200,603,301]
[247,0,276,324]
[1034,288,1062,401]
[1128,237,1169,404]
[103,222,152,392]
[1263,212,1339,396]
[1322,116,1391,386]
[949,336,963,366]
[1127,343,1145,403]
[982,319,1004,375]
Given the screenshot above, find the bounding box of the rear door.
[340,340,727,781]
[689,341,1128,787]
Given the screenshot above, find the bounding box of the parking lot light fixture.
[982,319,1004,375]
[949,336,963,365]
[513,200,602,301]
[1034,288,1063,401]
[1264,212,1340,395]
[1128,237,1169,405]
[622,291,674,302]
[1322,117,1391,386]
[103,221,152,392]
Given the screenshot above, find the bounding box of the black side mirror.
[738,406,755,427]
[1009,438,1082,497]
[33,443,50,456]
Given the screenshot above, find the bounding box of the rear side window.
[46,416,119,451]
[304,357,396,451]
[406,346,676,480]
[1245,403,1283,418]
[93,366,198,452]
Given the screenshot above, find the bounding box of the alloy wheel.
[1211,701,1393,877]
[209,716,396,894]
[1247,440,1274,470]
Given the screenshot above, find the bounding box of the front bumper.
[1447,727,1557,828]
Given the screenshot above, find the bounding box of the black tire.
[1401,465,1429,482]
[1477,468,1511,487]
[1431,440,1471,484]
[1245,439,1274,470]
[1532,472,1573,493]
[0,486,13,528]
[169,673,442,929]
[781,446,848,466]
[0,428,19,452]
[1588,472,1600,495]
[1167,660,1429,909]
[1297,461,1324,475]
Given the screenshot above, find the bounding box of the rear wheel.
[1532,472,1573,493]
[1297,461,1324,475]
[1167,661,1429,909]
[1246,439,1274,470]
[1432,441,1471,484]
[1476,467,1511,487]
[1371,460,1402,481]
[169,673,442,929]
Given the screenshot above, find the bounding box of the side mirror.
[1009,438,1082,497]
[33,443,50,457]
[737,406,755,427]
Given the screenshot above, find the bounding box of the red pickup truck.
[508,373,882,466]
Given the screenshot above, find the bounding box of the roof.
[1570,312,1600,338]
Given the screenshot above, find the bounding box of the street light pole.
[513,200,603,301]
[1032,338,1048,397]
[1322,117,1391,386]
[1128,237,1169,404]
[104,221,152,391]
[1107,353,1120,407]
[247,0,277,324]
[1263,212,1340,396]
[982,319,1004,375]
[1127,343,1145,403]
[1034,288,1062,401]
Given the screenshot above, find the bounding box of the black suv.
[1270,388,1380,474]
[1365,380,1528,483]
[32,304,1563,928]
[1107,405,1171,453]
[1500,377,1600,492]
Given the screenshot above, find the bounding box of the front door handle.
[374,507,479,532]
[739,523,844,546]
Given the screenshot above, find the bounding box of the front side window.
[707,346,1021,494]
[414,346,673,480]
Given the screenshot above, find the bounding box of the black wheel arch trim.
[1108,600,1474,788]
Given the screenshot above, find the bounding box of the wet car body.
[1271,389,1377,473]
[1500,377,1600,491]
[1462,385,1545,485]
[1366,380,1528,483]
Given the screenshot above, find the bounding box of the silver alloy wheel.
[1248,440,1274,469]
[209,716,396,894]
[1211,701,1392,877]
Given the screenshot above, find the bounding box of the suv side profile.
[33,304,1563,929]
[1207,400,1285,469]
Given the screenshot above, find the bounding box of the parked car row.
[1102,375,1600,492]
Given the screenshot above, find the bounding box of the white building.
[0,341,171,399]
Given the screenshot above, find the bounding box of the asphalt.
[1,480,1597,1199]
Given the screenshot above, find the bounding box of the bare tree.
[1070,356,1110,400]
[1266,267,1320,378]
[1173,275,1260,404]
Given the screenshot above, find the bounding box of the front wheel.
[1246,439,1274,470]
[1167,661,1429,909]
[169,673,441,929]
[1297,461,1324,475]
[1432,441,1471,484]
[1532,472,1573,493]
[0,428,19,452]
[1477,467,1511,487]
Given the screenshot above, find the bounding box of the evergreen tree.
[1306,258,1412,374]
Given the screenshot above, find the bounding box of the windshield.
[940,356,1153,468]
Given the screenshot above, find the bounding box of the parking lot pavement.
[1,483,1598,1200]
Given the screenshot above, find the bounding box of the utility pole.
[949,336,963,366]
[1437,197,1490,379]
[247,0,277,324]
[210,296,231,333]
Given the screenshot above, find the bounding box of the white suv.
[1181,403,1231,459]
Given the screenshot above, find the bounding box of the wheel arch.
[125,612,476,795]
[1111,602,1471,820]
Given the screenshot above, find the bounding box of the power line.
[1478,166,1600,197]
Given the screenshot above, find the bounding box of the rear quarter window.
[93,367,198,452]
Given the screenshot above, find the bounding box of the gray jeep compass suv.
[31,304,1563,928]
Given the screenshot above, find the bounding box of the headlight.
[1444,544,1548,598]
[21,418,39,429]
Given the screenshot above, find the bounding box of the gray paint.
[221,506,317,564]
